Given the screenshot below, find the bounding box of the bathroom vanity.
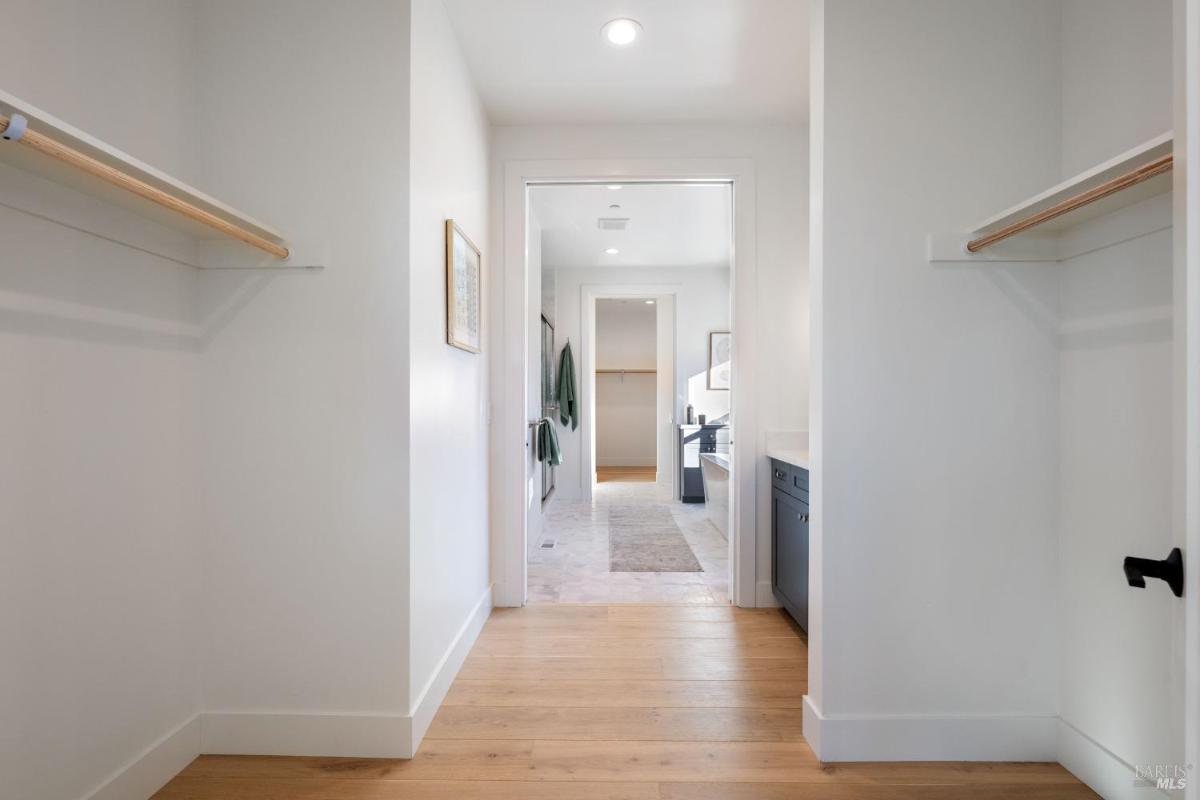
[769,452,810,631]
[678,424,729,502]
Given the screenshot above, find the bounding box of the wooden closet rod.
[0,113,289,259]
[966,154,1173,253]
[596,368,656,374]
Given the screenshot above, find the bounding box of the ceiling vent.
[597,217,630,231]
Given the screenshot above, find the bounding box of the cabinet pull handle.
[774,470,785,479]
[798,513,809,523]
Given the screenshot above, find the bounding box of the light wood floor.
[154,604,1096,799]
[597,466,657,483]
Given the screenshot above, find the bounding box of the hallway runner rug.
[608,505,702,572]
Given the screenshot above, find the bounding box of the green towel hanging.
[557,341,578,431]
[535,417,563,466]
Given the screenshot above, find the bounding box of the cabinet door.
[773,489,809,631]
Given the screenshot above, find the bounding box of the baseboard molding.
[1058,718,1164,799]
[84,714,201,800]
[802,696,1056,761]
[409,585,494,751]
[200,586,493,762]
[802,696,824,759]
[201,711,412,759]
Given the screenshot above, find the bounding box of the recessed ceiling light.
[645,300,655,305]
[605,248,620,255]
[602,18,642,47]
[607,184,622,190]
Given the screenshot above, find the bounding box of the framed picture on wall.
[445,219,482,353]
[708,331,731,390]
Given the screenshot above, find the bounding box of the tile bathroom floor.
[529,480,730,604]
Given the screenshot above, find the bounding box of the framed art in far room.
[445,219,482,353]
[708,331,731,390]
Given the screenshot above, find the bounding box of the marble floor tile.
[528,480,730,605]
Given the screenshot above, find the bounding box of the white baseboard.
[1058,718,1161,799]
[409,585,493,751]
[802,696,1056,761]
[201,586,493,762]
[85,714,201,800]
[201,711,412,759]
[802,696,824,759]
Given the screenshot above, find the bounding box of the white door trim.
[492,158,758,609]
[582,285,680,503]
[1176,0,1200,794]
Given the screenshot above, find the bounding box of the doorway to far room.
[526,182,734,604]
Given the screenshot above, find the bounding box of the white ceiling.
[441,0,809,125]
[531,182,732,269]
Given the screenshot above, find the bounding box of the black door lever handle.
[1123,548,1184,597]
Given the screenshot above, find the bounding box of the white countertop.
[767,448,810,470]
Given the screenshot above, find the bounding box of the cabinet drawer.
[771,459,809,500]
[770,460,792,493]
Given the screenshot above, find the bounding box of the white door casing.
[492,159,758,609]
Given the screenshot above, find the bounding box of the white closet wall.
[1055,0,1180,791]
[7,1,493,790]
[194,0,415,754]
[810,0,1185,778]
[809,0,1063,760]
[0,4,203,799]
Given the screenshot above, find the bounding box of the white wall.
[0,3,203,799]
[194,0,416,754]
[196,0,491,758]
[596,299,657,370]
[1056,1,1180,792]
[407,0,493,741]
[490,124,807,604]
[596,300,657,467]
[808,0,1062,760]
[5,1,492,788]
[548,266,730,496]
[1060,0,1174,178]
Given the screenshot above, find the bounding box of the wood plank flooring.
[597,466,657,482]
[154,604,1096,800]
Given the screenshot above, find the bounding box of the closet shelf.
[0,90,309,269]
[929,132,1173,263]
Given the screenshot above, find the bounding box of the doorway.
[518,180,736,605]
[594,298,659,485]
[493,159,759,610]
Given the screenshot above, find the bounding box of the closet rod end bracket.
[1,113,28,142]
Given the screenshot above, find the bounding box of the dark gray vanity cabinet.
[771,458,809,631]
